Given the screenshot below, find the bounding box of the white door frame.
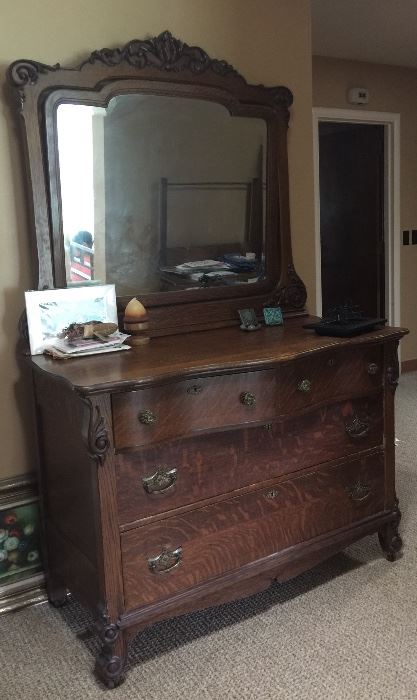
[313,107,401,326]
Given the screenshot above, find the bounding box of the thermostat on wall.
[347,87,369,105]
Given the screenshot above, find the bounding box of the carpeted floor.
[2,373,417,699]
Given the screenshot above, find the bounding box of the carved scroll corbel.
[386,341,400,392]
[267,86,294,126]
[81,398,110,465]
[8,59,61,87]
[269,263,307,312]
[7,59,60,109]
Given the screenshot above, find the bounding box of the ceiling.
[311,0,417,69]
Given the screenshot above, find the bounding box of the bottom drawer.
[121,452,385,609]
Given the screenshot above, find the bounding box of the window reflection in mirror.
[57,96,267,295]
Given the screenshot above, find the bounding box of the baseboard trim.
[0,577,46,614]
[401,358,417,373]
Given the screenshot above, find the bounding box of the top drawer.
[112,370,278,449]
[280,345,382,413]
[112,345,383,450]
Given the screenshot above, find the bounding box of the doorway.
[313,108,401,326]
[319,121,384,318]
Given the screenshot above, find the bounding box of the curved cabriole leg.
[95,617,127,688]
[378,500,402,562]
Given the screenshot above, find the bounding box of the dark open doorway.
[318,122,385,318]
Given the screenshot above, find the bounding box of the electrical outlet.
[403,230,410,245]
[412,230,417,245]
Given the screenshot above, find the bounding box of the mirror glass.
[57,95,267,295]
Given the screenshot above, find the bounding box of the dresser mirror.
[8,31,306,333]
[55,95,267,295]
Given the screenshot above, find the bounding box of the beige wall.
[0,0,315,479]
[313,56,417,361]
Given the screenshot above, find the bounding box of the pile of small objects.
[58,320,118,341]
[0,508,40,578]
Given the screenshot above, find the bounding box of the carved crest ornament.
[8,30,293,113]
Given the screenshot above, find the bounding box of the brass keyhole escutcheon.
[297,379,311,393]
[265,488,280,499]
[240,391,256,407]
[187,384,203,395]
[138,409,157,425]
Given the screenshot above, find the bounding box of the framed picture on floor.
[0,476,46,614]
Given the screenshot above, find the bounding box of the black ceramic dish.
[303,318,387,337]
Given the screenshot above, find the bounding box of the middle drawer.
[116,395,383,525]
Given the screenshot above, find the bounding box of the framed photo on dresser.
[24,284,118,354]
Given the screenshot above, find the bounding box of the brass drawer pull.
[138,409,157,425]
[148,547,183,574]
[367,362,379,375]
[187,384,203,395]
[142,467,178,494]
[347,480,371,503]
[345,414,370,439]
[265,488,280,499]
[297,379,311,393]
[240,391,256,407]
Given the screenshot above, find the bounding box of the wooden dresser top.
[29,317,408,395]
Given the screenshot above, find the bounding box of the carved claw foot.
[95,651,125,688]
[378,501,402,562]
[95,611,126,688]
[47,584,68,608]
[50,595,68,608]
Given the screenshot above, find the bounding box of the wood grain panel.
[116,395,383,524]
[112,370,278,449]
[121,452,385,608]
[34,373,98,567]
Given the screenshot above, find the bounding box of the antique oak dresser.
[8,32,407,687]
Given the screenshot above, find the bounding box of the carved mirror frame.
[8,31,306,335]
